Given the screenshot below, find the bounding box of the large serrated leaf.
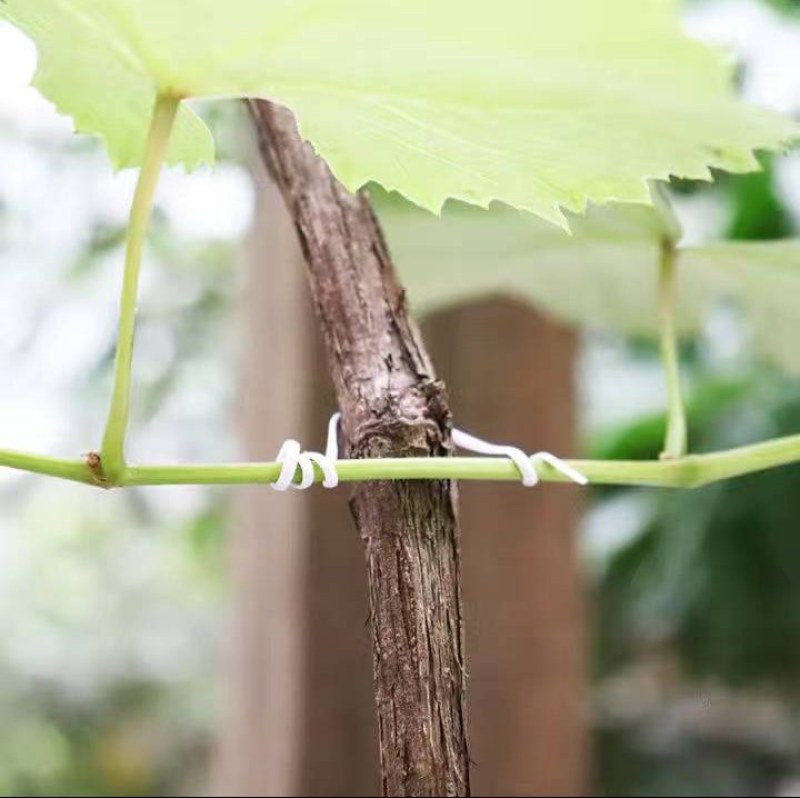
[0,4,214,170]
[1,0,796,221]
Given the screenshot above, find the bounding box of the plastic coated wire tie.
[451,427,589,487]
[271,414,588,490]
[272,412,341,491]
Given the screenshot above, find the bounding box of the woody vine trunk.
[249,100,470,797]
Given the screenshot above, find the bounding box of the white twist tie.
[272,413,341,491]
[452,427,588,487]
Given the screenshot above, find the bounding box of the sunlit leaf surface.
[2,0,796,221]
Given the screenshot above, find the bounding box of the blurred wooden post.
[425,300,588,797]
[214,175,377,797]
[214,176,311,796]
[297,360,378,796]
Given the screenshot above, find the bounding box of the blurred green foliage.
[590,115,800,797]
[725,157,795,242]
[595,373,800,685]
[765,0,800,14]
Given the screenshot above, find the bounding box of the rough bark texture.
[249,100,470,797]
[426,300,588,796]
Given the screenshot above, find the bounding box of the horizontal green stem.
[0,449,98,486]
[1,434,797,490]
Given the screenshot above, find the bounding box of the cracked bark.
[249,100,470,797]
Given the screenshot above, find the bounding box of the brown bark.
[426,300,587,796]
[249,100,470,797]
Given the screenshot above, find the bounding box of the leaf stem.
[659,240,688,459]
[100,95,180,484]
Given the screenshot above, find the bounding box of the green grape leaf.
[682,241,800,374]
[0,3,214,170]
[381,199,800,374]
[382,198,695,327]
[2,0,797,220]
